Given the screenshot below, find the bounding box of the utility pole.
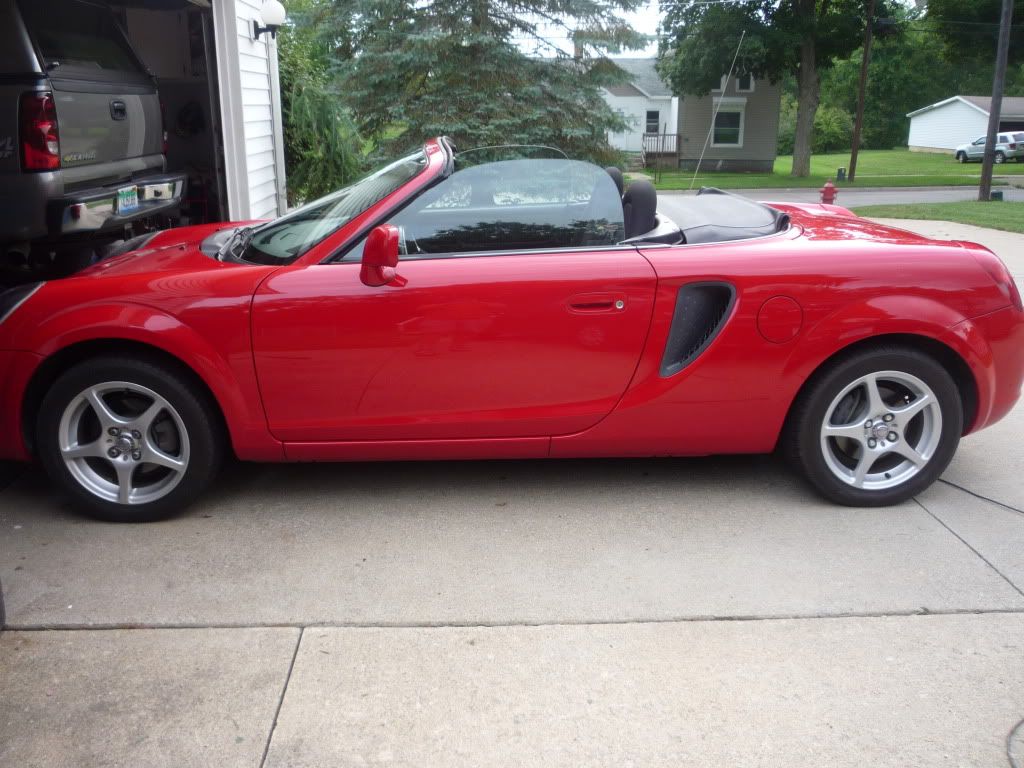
[979,0,1014,202]
[848,0,876,183]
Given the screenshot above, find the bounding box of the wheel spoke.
[134,401,166,434]
[851,449,875,486]
[142,440,186,472]
[112,460,134,504]
[61,440,106,460]
[889,441,927,468]
[86,387,129,428]
[863,374,887,416]
[823,422,867,443]
[891,394,931,429]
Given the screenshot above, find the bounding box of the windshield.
[236,150,429,265]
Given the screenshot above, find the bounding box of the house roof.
[609,58,673,98]
[907,95,1024,119]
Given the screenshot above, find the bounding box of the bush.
[777,96,854,156]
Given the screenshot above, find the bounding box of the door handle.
[568,293,626,313]
[110,100,127,120]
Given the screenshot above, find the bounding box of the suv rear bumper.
[54,172,187,234]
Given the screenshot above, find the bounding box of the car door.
[967,136,986,160]
[251,157,656,442]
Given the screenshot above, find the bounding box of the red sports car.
[0,138,1021,522]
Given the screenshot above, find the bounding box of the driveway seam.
[938,478,1024,517]
[4,607,1024,633]
[259,626,303,768]
[914,497,1024,600]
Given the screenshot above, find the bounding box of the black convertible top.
[672,188,790,245]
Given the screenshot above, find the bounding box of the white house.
[907,95,1024,153]
[115,0,287,222]
[602,58,679,152]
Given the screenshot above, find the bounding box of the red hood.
[769,202,939,246]
[76,221,263,279]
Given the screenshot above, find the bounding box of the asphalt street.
[659,184,1024,208]
[1,219,1023,767]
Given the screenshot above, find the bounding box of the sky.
[526,0,663,59]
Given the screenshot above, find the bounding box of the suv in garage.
[0,0,186,278]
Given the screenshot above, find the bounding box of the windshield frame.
[233,147,437,266]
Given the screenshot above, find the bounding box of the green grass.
[850,201,1024,234]
[644,149,1024,191]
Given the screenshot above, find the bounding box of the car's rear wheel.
[37,356,224,522]
[785,347,962,506]
[995,151,1006,164]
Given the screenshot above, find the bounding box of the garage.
[0,0,286,277]
[907,95,1024,153]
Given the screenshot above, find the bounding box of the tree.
[278,0,364,204]
[927,0,1023,70]
[658,0,878,177]
[315,0,645,164]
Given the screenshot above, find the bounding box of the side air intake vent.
[660,282,736,377]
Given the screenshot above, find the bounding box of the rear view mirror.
[360,224,402,287]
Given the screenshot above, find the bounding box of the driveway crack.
[914,497,1024,600]
[938,478,1024,517]
[259,627,303,768]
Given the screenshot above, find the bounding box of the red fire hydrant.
[820,180,838,205]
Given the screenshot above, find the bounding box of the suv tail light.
[19,91,60,171]
[972,246,1023,312]
[1009,143,1018,150]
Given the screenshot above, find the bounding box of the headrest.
[604,166,625,197]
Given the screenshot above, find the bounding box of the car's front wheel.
[956,151,967,164]
[37,356,224,522]
[785,347,962,506]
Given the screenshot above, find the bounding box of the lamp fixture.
[253,0,286,40]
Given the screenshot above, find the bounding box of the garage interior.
[111,0,227,224]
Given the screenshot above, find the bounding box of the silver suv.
[955,132,1024,164]
[0,0,185,276]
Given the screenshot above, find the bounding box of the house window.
[736,73,755,92]
[712,109,744,147]
[645,110,660,134]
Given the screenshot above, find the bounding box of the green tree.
[317,0,645,164]
[659,0,881,177]
[279,0,364,203]
[927,0,1023,69]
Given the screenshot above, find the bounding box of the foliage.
[658,0,885,176]
[852,201,1024,234]
[777,94,852,154]
[926,0,1023,70]
[316,0,645,166]
[278,0,364,204]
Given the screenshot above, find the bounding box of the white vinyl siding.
[212,0,287,220]
[602,90,679,152]
[908,99,989,152]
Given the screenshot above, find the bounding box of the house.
[907,96,1024,153]
[603,58,679,153]
[601,59,782,172]
[102,0,287,223]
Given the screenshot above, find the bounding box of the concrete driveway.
[2,220,1023,768]
[659,185,1024,207]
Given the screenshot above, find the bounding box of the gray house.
[601,59,782,173]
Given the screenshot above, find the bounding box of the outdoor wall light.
[253,0,287,40]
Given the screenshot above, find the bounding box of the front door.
[252,251,655,441]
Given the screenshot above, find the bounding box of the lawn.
[644,149,1024,191]
[851,201,1024,235]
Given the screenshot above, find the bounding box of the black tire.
[956,152,966,164]
[36,356,224,522]
[995,151,1005,164]
[784,346,962,507]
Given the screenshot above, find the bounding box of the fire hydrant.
[820,180,838,205]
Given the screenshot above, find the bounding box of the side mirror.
[360,224,402,287]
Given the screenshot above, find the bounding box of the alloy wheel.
[57,381,190,505]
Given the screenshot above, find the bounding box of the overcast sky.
[526,0,662,58]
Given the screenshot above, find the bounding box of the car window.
[346,158,625,260]
[1014,133,1024,143]
[973,137,986,145]
[20,0,144,74]
[239,151,428,265]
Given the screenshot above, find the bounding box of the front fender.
[17,302,283,461]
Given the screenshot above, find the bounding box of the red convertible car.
[0,137,1021,521]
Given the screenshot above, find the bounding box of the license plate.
[116,186,139,214]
